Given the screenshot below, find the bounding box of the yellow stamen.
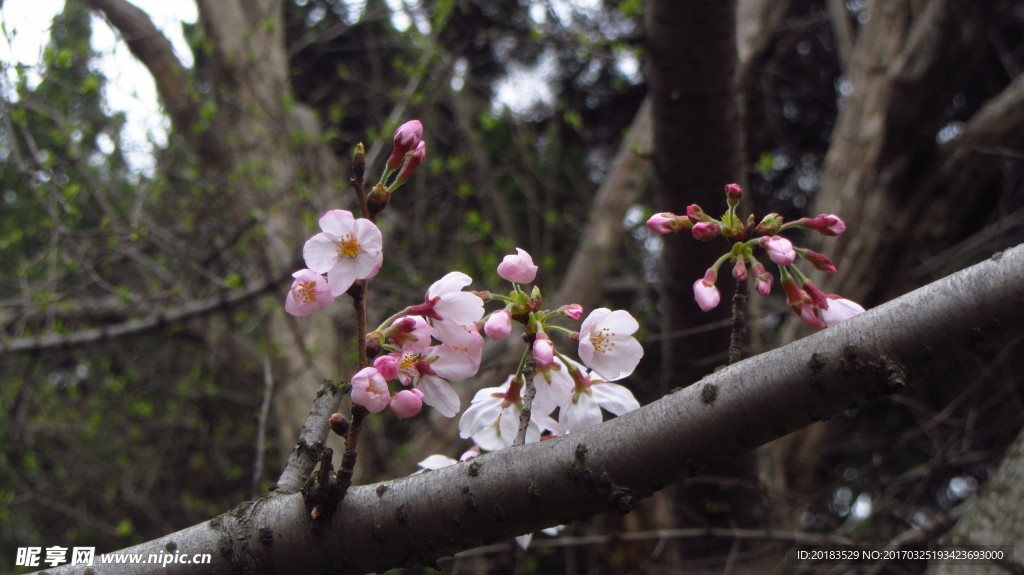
[590,327,616,354]
[336,234,362,258]
[297,280,317,304]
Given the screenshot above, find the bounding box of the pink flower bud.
[394,140,427,185]
[725,183,742,207]
[686,204,710,223]
[484,310,513,340]
[800,249,837,273]
[732,260,747,281]
[390,388,424,419]
[693,270,721,312]
[801,214,846,236]
[350,367,391,413]
[373,354,400,380]
[533,335,555,366]
[386,120,423,169]
[497,248,538,284]
[561,303,583,320]
[759,235,797,265]
[646,212,684,235]
[802,280,829,308]
[752,262,773,297]
[820,295,865,326]
[691,222,721,241]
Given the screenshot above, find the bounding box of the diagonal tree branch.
[87,0,228,168]
[34,243,1024,575]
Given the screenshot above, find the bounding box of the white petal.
[560,393,602,433]
[427,271,472,298]
[303,233,340,274]
[326,264,357,297]
[417,375,461,417]
[588,337,644,381]
[318,209,355,236]
[579,307,610,335]
[592,382,640,416]
[417,454,458,471]
[459,395,503,439]
[601,309,640,335]
[434,292,485,324]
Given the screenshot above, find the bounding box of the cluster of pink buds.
[646,183,865,329]
[367,120,427,216]
[458,248,643,450]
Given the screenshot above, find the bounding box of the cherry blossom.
[350,367,391,413]
[558,360,640,434]
[284,269,333,317]
[302,210,383,297]
[407,272,485,348]
[387,325,483,417]
[497,247,539,284]
[577,308,643,381]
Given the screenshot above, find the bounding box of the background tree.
[2,0,1023,573]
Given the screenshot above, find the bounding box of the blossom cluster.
[647,183,865,329]
[283,119,645,438]
[458,248,643,451]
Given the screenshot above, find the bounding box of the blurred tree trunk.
[646,0,743,391]
[87,0,347,475]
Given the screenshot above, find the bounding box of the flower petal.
[417,375,460,417]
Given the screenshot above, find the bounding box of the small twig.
[728,277,747,365]
[251,356,274,497]
[514,356,538,446]
[274,380,344,493]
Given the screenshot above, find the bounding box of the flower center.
[590,327,616,354]
[400,353,420,374]
[297,280,317,304]
[336,234,362,258]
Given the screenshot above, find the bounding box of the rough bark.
[32,243,1024,575]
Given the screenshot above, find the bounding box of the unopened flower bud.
[497,248,538,284]
[560,303,583,320]
[352,142,366,181]
[732,259,747,281]
[484,310,513,340]
[800,249,837,273]
[686,204,711,223]
[754,213,783,236]
[691,222,721,241]
[800,214,846,236]
[759,235,796,265]
[390,388,424,419]
[393,141,427,187]
[533,334,555,366]
[752,262,773,296]
[725,183,743,207]
[693,269,721,312]
[329,413,350,437]
[646,212,691,235]
[386,120,423,170]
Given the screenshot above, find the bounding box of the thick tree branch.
[35,244,1024,575]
